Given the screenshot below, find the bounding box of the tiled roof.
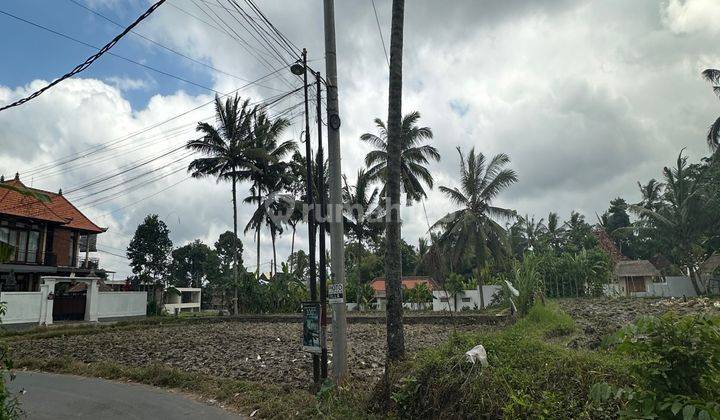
[0,178,105,234]
[369,276,438,292]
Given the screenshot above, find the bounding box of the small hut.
[700,253,720,276]
[614,260,661,296]
[700,253,720,294]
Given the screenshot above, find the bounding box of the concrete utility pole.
[316,71,329,380]
[323,0,348,382]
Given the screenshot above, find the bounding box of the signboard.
[301,302,321,354]
[328,283,344,304]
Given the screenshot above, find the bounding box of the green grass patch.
[14,357,378,419]
[379,303,632,419]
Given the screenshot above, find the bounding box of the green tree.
[213,231,243,312]
[384,0,408,362]
[186,94,257,315]
[361,111,440,204]
[434,147,518,309]
[563,211,596,253]
[243,111,295,277]
[701,69,720,154]
[170,240,219,288]
[127,214,173,305]
[630,151,717,294]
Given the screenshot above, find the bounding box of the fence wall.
[0,292,43,324]
[432,285,502,311]
[97,292,147,319]
[604,276,698,298]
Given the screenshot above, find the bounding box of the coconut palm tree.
[343,169,385,247]
[385,0,407,362]
[243,110,295,277]
[544,212,566,252]
[433,147,518,308]
[701,69,720,154]
[360,111,440,204]
[630,151,713,295]
[636,179,664,213]
[186,94,257,315]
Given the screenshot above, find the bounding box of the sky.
[0,0,719,279]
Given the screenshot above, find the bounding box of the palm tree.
[385,0,407,362]
[361,111,440,204]
[243,110,295,277]
[636,179,664,213]
[343,169,385,247]
[630,151,713,295]
[433,147,518,309]
[186,94,256,315]
[544,212,566,252]
[701,69,720,154]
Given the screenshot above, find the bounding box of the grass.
[13,357,378,419]
[378,303,633,419]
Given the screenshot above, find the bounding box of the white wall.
[432,286,502,311]
[604,277,699,298]
[97,292,147,318]
[0,292,42,324]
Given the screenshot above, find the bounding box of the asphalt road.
[9,371,241,419]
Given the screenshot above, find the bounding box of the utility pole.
[300,48,319,384]
[316,71,328,379]
[323,0,348,382]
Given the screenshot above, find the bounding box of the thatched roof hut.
[614,260,661,278]
[700,253,720,275]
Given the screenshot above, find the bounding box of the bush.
[593,314,720,419]
[381,303,630,418]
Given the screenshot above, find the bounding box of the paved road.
[9,371,241,419]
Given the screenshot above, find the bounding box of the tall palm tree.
[701,69,720,154]
[636,179,664,213]
[433,147,518,309]
[186,94,256,315]
[243,110,295,277]
[544,212,566,252]
[385,0,407,362]
[630,151,713,295]
[361,111,440,204]
[343,169,385,247]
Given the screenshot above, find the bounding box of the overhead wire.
[0,0,168,112]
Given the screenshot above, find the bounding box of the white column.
[85,278,99,322]
[39,277,57,325]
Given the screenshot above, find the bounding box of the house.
[0,174,146,325]
[0,174,107,290]
[613,260,661,296]
[700,253,720,295]
[164,287,202,313]
[369,276,438,309]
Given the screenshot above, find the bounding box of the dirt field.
[10,321,489,387]
[11,297,719,387]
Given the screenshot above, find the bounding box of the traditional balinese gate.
[52,290,87,321]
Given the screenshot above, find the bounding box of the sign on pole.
[328,283,344,304]
[301,302,321,354]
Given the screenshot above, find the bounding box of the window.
[440,297,449,303]
[461,297,472,303]
[0,227,41,263]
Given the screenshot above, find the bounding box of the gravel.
[10,321,487,387]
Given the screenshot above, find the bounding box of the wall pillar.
[85,278,99,322]
[39,278,57,325]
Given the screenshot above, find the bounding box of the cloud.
[3,0,720,278]
[105,76,152,91]
[662,0,720,34]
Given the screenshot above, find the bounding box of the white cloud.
[3,0,720,278]
[105,76,152,91]
[663,0,720,34]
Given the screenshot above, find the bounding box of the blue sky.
[1,0,719,278]
[0,0,213,108]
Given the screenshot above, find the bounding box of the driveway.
[9,371,241,419]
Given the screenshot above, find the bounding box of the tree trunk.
[290,225,296,274]
[384,0,406,362]
[256,182,261,279]
[271,227,278,277]
[688,266,703,296]
[232,174,239,316]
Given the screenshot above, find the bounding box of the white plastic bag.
[465,344,489,367]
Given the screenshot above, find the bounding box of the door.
[52,292,87,321]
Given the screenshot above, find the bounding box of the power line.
[370,0,389,67]
[66,0,286,92]
[0,8,220,95]
[95,176,192,218]
[20,67,290,175]
[0,0,168,112]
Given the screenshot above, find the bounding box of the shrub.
[593,314,720,419]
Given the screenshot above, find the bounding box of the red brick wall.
[52,228,74,267]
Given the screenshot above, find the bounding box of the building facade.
[0,175,106,291]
